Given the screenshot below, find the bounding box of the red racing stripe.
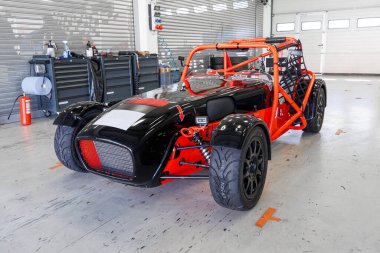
[126,98,170,107]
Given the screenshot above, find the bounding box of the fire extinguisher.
[8,93,32,125]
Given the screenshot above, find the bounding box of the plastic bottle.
[62,41,71,59]
[46,40,56,58]
[86,41,93,57]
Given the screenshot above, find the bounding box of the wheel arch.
[211,114,271,160]
[53,101,108,127]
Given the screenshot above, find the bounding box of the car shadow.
[47,131,324,242]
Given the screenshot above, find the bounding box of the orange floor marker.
[255,207,281,228]
[335,129,346,135]
[49,162,63,170]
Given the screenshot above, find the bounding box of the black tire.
[209,127,269,210]
[303,81,326,133]
[54,109,101,172]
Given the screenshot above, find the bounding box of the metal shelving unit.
[30,57,90,115]
[133,55,160,94]
[99,56,134,103]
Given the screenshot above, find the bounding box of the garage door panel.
[300,33,322,53]
[157,0,264,70]
[272,13,296,34]
[273,5,380,74]
[323,7,380,73]
[326,32,380,54]
[325,54,380,74]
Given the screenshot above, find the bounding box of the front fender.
[211,114,271,160]
[53,101,108,127]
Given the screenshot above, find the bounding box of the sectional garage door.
[272,0,380,74]
[157,0,264,70]
[0,0,135,123]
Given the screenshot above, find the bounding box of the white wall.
[273,0,380,14]
[272,0,380,74]
[133,0,159,53]
[263,0,273,37]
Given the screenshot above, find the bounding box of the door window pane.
[328,19,350,29]
[301,21,321,30]
[276,23,295,32]
[358,18,380,28]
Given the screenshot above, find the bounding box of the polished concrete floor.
[1,75,380,253]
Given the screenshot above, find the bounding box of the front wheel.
[209,127,269,210]
[54,109,101,172]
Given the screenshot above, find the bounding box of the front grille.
[79,139,134,178]
[93,141,134,175]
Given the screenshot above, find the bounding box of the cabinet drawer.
[57,84,89,99]
[58,96,90,111]
[139,66,158,75]
[139,73,159,84]
[105,85,132,102]
[106,78,132,87]
[105,69,131,79]
[137,82,160,93]
[138,57,158,68]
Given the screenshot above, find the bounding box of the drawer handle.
[59,101,69,105]
[107,91,115,95]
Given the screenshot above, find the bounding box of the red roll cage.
[179,37,316,141]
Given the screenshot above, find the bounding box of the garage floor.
[1,75,380,253]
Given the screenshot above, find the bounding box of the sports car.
[53,37,326,210]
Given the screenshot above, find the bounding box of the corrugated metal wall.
[157,0,264,70]
[0,0,135,123]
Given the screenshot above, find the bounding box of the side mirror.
[178,56,185,67]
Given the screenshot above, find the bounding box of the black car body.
[56,79,272,187]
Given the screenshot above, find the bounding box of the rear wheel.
[209,127,268,210]
[54,109,101,172]
[303,82,326,133]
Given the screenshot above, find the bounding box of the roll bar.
[179,37,315,141]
